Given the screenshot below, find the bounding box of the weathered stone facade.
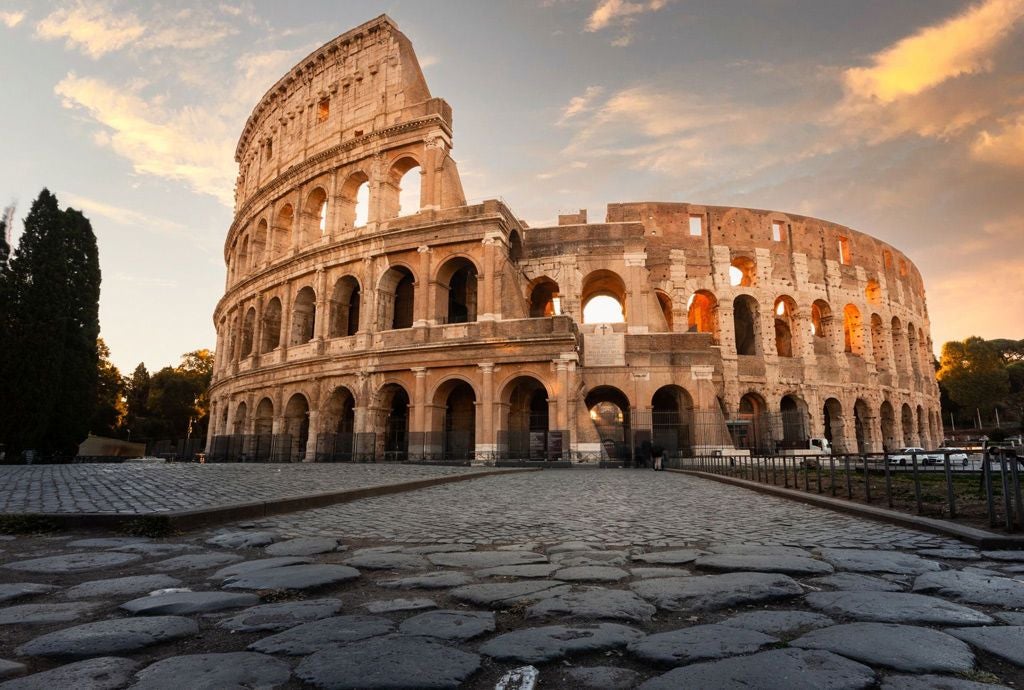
[208,15,941,462]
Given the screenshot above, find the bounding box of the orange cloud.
[36,2,145,58]
[972,115,1024,167]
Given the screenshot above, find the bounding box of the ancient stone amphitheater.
[207,15,941,464]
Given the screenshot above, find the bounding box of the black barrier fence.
[207,434,297,463]
[314,433,376,463]
[146,438,205,462]
[496,430,569,462]
[671,448,1024,533]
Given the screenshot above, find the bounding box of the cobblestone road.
[265,469,961,550]
[0,464,488,514]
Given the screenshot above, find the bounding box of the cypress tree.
[0,211,10,454]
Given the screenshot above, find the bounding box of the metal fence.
[207,434,297,463]
[146,438,205,462]
[671,448,1024,533]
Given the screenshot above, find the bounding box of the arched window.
[238,236,250,277]
[843,304,864,355]
[260,298,282,353]
[329,276,361,338]
[379,266,415,330]
[339,171,370,230]
[385,157,421,219]
[508,230,523,263]
[729,256,756,287]
[865,279,882,306]
[273,204,293,257]
[232,401,247,435]
[773,296,797,357]
[871,314,887,370]
[529,279,560,318]
[823,398,845,452]
[437,257,478,324]
[241,307,255,357]
[582,270,627,324]
[733,295,759,355]
[291,286,316,345]
[252,219,268,269]
[655,290,673,332]
[687,291,717,339]
[891,317,906,374]
[901,403,914,446]
[302,188,328,244]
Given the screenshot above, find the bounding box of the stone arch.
[854,398,871,454]
[687,290,718,341]
[252,219,268,268]
[254,397,274,436]
[241,306,256,357]
[843,304,864,355]
[226,313,239,362]
[329,275,361,338]
[238,235,250,278]
[651,385,694,456]
[582,269,627,324]
[865,279,882,306]
[386,155,422,219]
[901,403,915,446]
[261,297,282,353]
[891,316,906,375]
[374,382,410,461]
[729,255,756,287]
[870,313,887,371]
[916,404,927,448]
[880,400,897,452]
[736,391,769,452]
[338,170,371,230]
[283,393,310,461]
[378,265,416,330]
[436,256,479,324]
[907,323,921,378]
[823,397,846,453]
[811,299,832,355]
[529,277,560,318]
[655,290,673,332]
[773,295,798,358]
[431,377,477,461]
[733,294,760,356]
[585,385,632,463]
[232,400,247,435]
[780,394,810,447]
[273,203,294,256]
[291,285,317,345]
[501,375,551,460]
[301,187,328,245]
[508,230,523,263]
[322,385,356,434]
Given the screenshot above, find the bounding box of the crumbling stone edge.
[672,469,1024,549]
[0,467,541,534]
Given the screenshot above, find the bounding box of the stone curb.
[0,467,540,533]
[671,470,1024,549]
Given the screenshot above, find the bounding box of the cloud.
[558,86,604,124]
[972,114,1024,167]
[843,0,1024,103]
[55,74,237,205]
[64,193,189,235]
[585,0,666,32]
[36,2,145,58]
[1,11,25,28]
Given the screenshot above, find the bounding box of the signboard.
[585,330,625,367]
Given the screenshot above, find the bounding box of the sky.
[1,0,1022,374]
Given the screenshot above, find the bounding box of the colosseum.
[207,15,942,465]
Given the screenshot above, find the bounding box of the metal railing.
[671,449,1023,533]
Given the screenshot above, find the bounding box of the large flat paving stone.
[916,548,982,561]
[0,584,56,605]
[450,580,570,608]
[818,549,940,575]
[631,549,706,565]
[16,616,198,658]
[695,553,834,576]
[427,551,547,568]
[718,610,836,636]
[400,544,476,554]
[130,652,290,690]
[551,551,629,567]
[947,626,1024,667]
[121,591,258,615]
[631,572,802,612]
[980,550,1024,561]
[475,564,559,578]
[64,575,181,600]
[264,537,340,556]
[380,571,475,589]
[362,597,436,614]
[146,552,242,572]
[628,623,776,665]
[881,674,1012,689]
[527,589,656,623]
[808,573,905,592]
[637,648,875,690]
[399,610,495,641]
[912,569,1024,607]
[792,622,975,673]
[805,591,993,625]
[709,544,813,558]
[553,566,630,582]
[565,666,640,689]
[205,531,276,549]
[222,563,360,591]
[630,567,691,579]
[248,615,394,655]
[343,552,428,571]
[210,556,312,580]
[3,552,141,573]
[105,542,197,557]
[0,656,139,690]
[0,602,99,626]
[997,611,1024,624]
[217,598,344,633]
[66,538,150,549]
[480,623,644,663]
[296,635,480,689]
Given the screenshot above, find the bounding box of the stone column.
[415,245,432,327]
[478,363,495,457]
[556,359,570,431]
[412,367,428,433]
[305,410,319,462]
[280,282,293,356]
[327,169,340,241]
[479,235,498,321]
[624,252,648,334]
[315,267,328,349]
[291,189,303,254]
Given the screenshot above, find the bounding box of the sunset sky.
[1,0,1022,373]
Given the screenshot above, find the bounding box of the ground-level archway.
[375,384,410,461]
[502,376,553,460]
[317,386,357,462]
[585,386,631,464]
[431,379,476,461]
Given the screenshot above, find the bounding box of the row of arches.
[228,157,424,284]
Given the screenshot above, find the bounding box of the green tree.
[124,362,151,436]
[91,338,125,437]
[145,350,215,440]
[990,338,1024,365]
[937,337,1010,420]
[0,190,101,455]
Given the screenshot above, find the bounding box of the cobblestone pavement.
[0,469,1022,689]
[0,464,488,514]
[266,469,960,549]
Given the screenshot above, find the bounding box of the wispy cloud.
[64,193,189,235]
[557,85,604,124]
[36,2,145,58]
[972,115,1024,167]
[1,10,25,28]
[584,0,669,46]
[843,0,1024,103]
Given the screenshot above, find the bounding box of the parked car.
[936,446,969,463]
[888,447,941,465]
